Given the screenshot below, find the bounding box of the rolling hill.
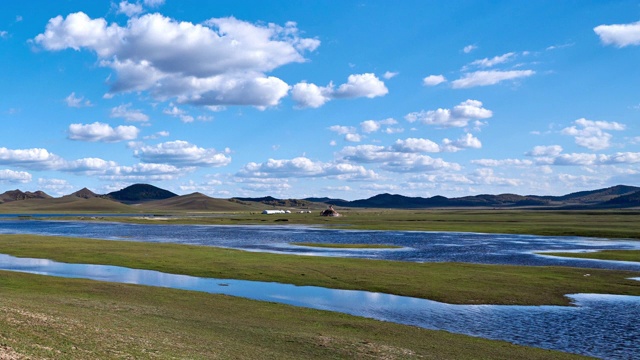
[1,183,640,212]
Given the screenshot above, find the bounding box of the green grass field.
[0,271,589,360]
[2,210,639,359]
[544,249,640,262]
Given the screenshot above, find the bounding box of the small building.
[262,209,286,215]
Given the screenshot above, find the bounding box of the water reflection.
[0,253,638,359]
[0,220,639,270]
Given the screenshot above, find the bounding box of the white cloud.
[34,12,319,108]
[451,70,534,88]
[338,145,461,173]
[344,133,362,142]
[383,71,398,79]
[237,157,378,180]
[526,145,563,157]
[163,105,194,123]
[335,73,388,98]
[468,52,515,68]
[143,0,165,7]
[0,31,9,39]
[110,103,149,122]
[422,74,447,86]
[116,1,143,17]
[291,82,332,108]
[329,125,356,135]
[38,178,74,195]
[405,99,492,128]
[594,21,640,47]
[64,92,92,107]
[561,118,625,150]
[472,158,534,167]
[393,133,481,153]
[329,125,361,142]
[101,163,188,181]
[143,131,170,140]
[0,169,32,183]
[470,168,521,186]
[0,147,65,170]
[292,73,388,108]
[441,133,482,151]
[463,44,477,53]
[360,118,397,133]
[68,122,139,142]
[393,138,440,153]
[134,140,231,167]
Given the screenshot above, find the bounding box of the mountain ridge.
[1,184,640,211]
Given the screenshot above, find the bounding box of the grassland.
[2,210,638,359]
[0,271,589,360]
[0,235,638,306]
[68,209,640,239]
[544,250,640,263]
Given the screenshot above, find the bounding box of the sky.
[0,0,639,200]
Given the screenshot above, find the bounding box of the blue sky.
[1,0,639,199]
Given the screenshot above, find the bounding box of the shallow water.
[0,253,637,359]
[1,220,639,270]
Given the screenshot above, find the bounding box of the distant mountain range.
[0,183,639,212]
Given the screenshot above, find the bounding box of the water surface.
[1,220,639,270]
[0,253,638,360]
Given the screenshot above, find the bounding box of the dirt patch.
[0,345,26,360]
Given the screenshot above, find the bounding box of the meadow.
[1,210,639,359]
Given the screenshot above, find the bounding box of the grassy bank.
[0,235,638,306]
[544,250,640,262]
[62,209,640,239]
[0,271,589,360]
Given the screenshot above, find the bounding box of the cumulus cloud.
[526,145,563,157]
[101,162,187,181]
[472,158,534,167]
[110,103,149,122]
[451,70,534,88]
[360,118,397,133]
[423,74,447,86]
[237,157,378,180]
[0,147,65,170]
[0,169,32,183]
[292,73,388,108]
[338,145,461,173]
[393,133,481,153]
[68,122,139,142]
[34,12,319,108]
[594,21,640,47]
[291,82,332,108]
[64,92,92,107]
[405,99,492,128]
[561,118,625,150]
[470,168,521,186]
[134,140,231,167]
[163,104,194,123]
[0,31,8,39]
[116,1,143,17]
[441,133,482,151]
[393,138,440,153]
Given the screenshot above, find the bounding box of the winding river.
[1,219,639,359]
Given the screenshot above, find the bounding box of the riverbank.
[51,209,640,240]
[1,234,638,306]
[0,270,589,359]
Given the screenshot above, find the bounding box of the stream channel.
[0,219,639,358]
